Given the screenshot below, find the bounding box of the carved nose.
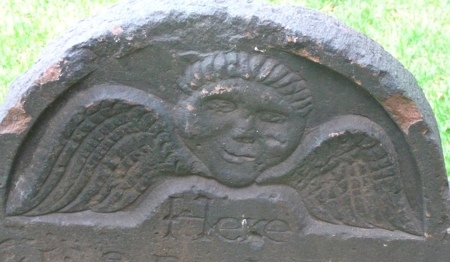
[231,116,256,144]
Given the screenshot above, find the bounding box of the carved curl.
[179,51,313,117]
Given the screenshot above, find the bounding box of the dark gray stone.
[0,0,449,261]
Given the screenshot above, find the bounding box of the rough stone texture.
[0,0,449,261]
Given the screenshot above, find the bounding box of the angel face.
[176,79,306,187]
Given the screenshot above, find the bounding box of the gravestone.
[0,0,449,261]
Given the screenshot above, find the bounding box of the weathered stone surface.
[0,0,449,261]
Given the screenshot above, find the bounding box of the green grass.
[1,0,449,176]
[0,0,120,101]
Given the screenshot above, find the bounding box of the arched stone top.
[0,1,448,258]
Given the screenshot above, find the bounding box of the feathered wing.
[6,85,191,216]
[259,115,423,235]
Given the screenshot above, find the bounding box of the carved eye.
[204,99,237,113]
[258,111,287,123]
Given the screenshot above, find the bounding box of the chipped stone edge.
[381,94,423,135]
[0,99,31,135]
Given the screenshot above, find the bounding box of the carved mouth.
[220,147,256,164]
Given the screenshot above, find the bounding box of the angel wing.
[259,115,423,236]
[6,85,192,216]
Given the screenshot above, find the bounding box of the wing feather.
[262,115,423,235]
[6,85,186,216]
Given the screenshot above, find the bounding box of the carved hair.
[179,52,313,116]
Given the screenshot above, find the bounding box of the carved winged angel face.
[4,51,422,236]
[176,78,306,187]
